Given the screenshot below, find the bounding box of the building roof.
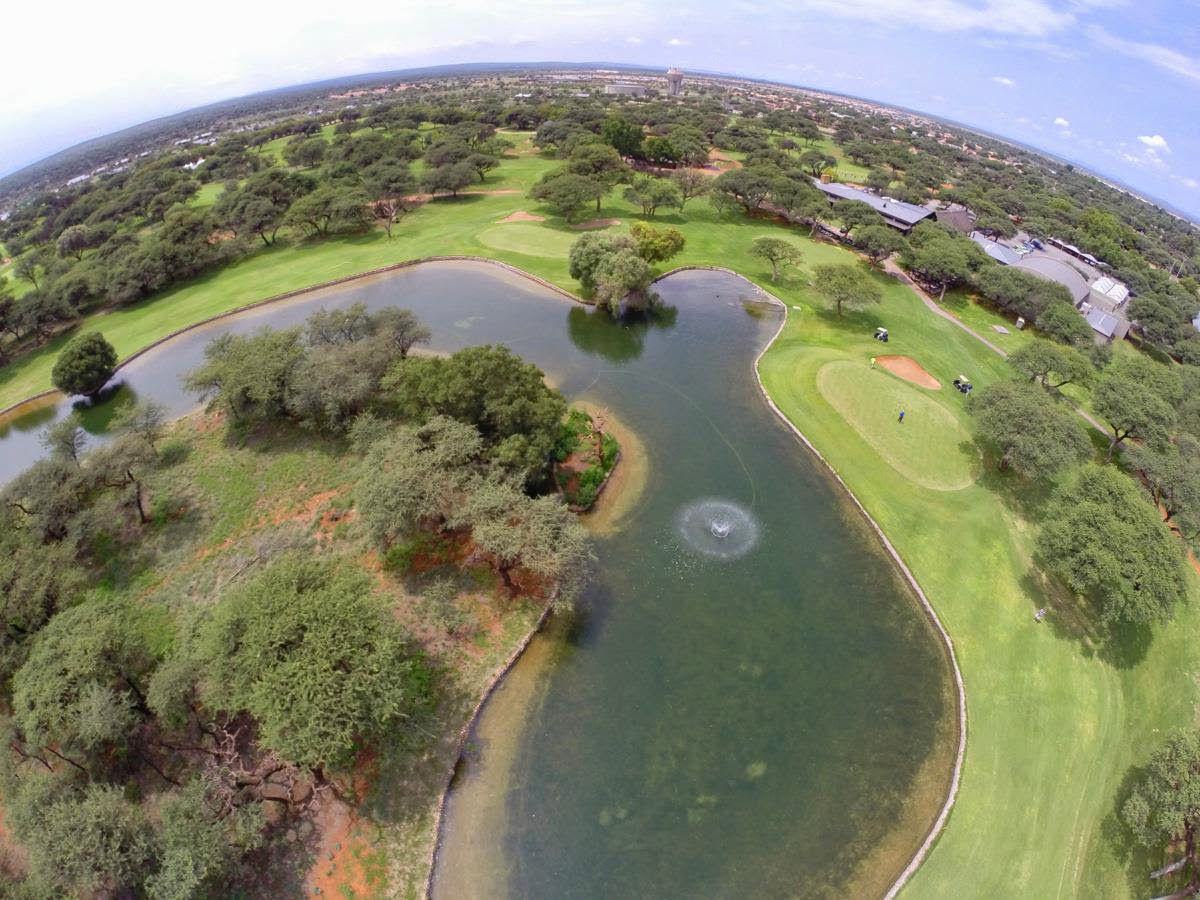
[1046,236,1107,268]
[1013,256,1091,305]
[813,180,934,226]
[1085,307,1121,338]
[937,205,976,235]
[1090,275,1130,304]
[970,232,1022,265]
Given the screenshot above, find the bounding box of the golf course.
[2,128,1197,897]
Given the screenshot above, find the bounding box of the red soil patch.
[497,210,545,223]
[306,751,381,899]
[571,217,621,230]
[876,355,941,389]
[706,148,743,172]
[268,487,341,526]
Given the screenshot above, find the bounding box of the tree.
[284,184,371,237]
[855,224,906,267]
[629,222,685,264]
[671,168,710,209]
[834,199,882,236]
[1007,340,1093,389]
[184,327,306,425]
[362,160,417,238]
[385,345,567,483]
[593,248,654,316]
[198,556,432,771]
[1122,730,1200,890]
[371,307,431,358]
[530,171,601,222]
[13,782,154,896]
[569,232,635,293]
[750,236,804,281]
[51,331,117,399]
[466,152,501,182]
[56,224,92,260]
[866,169,892,192]
[811,263,882,316]
[1035,300,1094,347]
[1037,464,1186,627]
[622,174,682,217]
[900,224,983,299]
[799,149,834,177]
[14,254,41,289]
[144,778,263,900]
[12,600,154,763]
[462,478,591,602]
[41,412,88,465]
[968,380,1091,479]
[711,169,774,213]
[283,135,327,168]
[1093,355,1180,459]
[357,416,485,543]
[601,117,644,158]
[1128,436,1200,542]
[642,136,680,166]
[420,162,475,197]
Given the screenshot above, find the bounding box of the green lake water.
[0,261,956,897]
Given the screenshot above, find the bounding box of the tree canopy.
[969,379,1091,479]
[811,263,882,316]
[51,331,118,399]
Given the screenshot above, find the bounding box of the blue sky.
[3,0,1198,219]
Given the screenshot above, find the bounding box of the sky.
[3,0,1199,219]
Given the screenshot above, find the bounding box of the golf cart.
[873,327,889,343]
[952,375,973,395]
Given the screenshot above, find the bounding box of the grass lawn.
[758,265,1200,898]
[2,144,1196,898]
[191,180,226,208]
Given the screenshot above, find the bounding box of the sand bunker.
[498,210,545,223]
[877,355,941,390]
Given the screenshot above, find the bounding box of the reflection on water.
[566,303,678,363]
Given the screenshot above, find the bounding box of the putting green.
[816,359,979,491]
[476,223,578,258]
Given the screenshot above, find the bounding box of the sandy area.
[571,218,620,230]
[497,210,545,223]
[876,355,941,390]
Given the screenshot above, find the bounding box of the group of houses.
[811,180,1131,343]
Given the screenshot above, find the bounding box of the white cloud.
[1054,116,1070,127]
[1086,25,1200,83]
[625,35,643,44]
[1177,176,1199,190]
[991,75,1016,86]
[1138,134,1170,152]
[666,36,690,46]
[785,0,1076,38]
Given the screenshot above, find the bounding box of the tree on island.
[51,331,117,400]
[811,263,882,316]
[968,380,1091,479]
[750,236,804,281]
[1037,464,1187,627]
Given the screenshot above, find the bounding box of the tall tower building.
[667,68,684,97]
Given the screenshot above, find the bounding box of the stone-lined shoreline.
[0,257,966,900]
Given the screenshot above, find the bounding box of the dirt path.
[881,258,1110,435]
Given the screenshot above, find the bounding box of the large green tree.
[1007,339,1094,389]
[750,236,804,281]
[1037,464,1187,627]
[811,263,882,316]
[51,331,117,399]
[969,380,1091,479]
[1121,730,1200,891]
[1093,355,1180,459]
[198,556,432,771]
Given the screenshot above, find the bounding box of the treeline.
[0,106,515,366]
[0,304,590,895]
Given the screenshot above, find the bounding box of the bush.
[51,331,118,399]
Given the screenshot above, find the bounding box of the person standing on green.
[898,410,905,423]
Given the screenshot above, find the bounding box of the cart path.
[882,258,1110,436]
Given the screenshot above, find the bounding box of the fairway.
[816,359,978,491]
[476,222,579,257]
